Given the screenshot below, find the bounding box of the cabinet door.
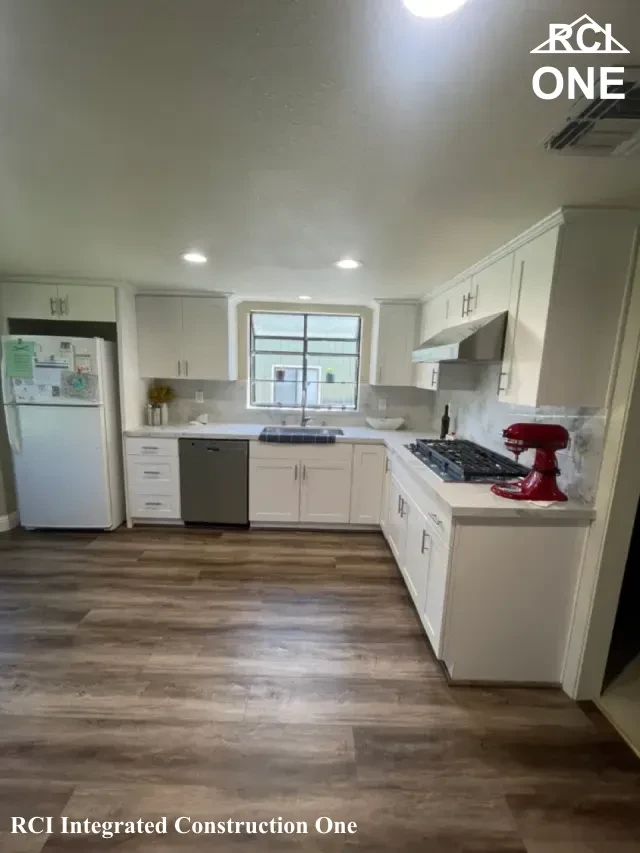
[421,529,449,656]
[415,362,440,391]
[249,459,300,523]
[181,297,229,380]
[2,282,59,320]
[499,227,559,405]
[136,296,183,379]
[379,454,392,534]
[350,445,385,524]
[385,473,408,563]
[446,279,472,326]
[374,303,418,386]
[300,460,352,524]
[469,254,514,321]
[59,285,116,322]
[402,498,430,612]
[420,293,449,341]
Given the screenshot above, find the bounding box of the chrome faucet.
[300,382,313,427]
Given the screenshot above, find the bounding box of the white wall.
[116,283,147,430]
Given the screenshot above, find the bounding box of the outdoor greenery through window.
[249,312,362,410]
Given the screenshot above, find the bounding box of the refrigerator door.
[12,404,113,529]
[1,335,102,406]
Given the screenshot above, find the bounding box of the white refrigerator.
[1,335,124,530]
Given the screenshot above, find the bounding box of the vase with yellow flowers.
[148,384,175,426]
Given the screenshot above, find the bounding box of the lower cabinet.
[350,445,386,524]
[249,458,301,523]
[125,438,181,522]
[249,443,355,525]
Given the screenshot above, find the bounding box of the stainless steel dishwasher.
[179,439,249,526]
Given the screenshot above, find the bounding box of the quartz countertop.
[124,423,595,521]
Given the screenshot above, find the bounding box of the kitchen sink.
[259,427,344,444]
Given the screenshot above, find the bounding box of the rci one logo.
[531,15,629,101]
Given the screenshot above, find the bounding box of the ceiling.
[1,0,639,301]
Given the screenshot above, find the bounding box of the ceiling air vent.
[544,67,640,157]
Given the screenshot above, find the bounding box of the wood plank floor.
[0,527,638,852]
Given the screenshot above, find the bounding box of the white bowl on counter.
[365,417,406,431]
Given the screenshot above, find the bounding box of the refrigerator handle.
[5,405,22,454]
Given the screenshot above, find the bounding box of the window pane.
[252,353,303,381]
[306,355,358,384]
[314,382,357,409]
[253,337,304,353]
[306,339,358,355]
[252,313,304,337]
[307,315,359,339]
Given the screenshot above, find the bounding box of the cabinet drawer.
[126,438,179,458]
[126,457,179,495]
[129,492,181,519]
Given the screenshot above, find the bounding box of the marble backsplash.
[432,364,607,503]
[158,379,437,432]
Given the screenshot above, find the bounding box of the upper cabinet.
[1,282,116,323]
[136,294,232,380]
[370,301,419,387]
[419,208,640,409]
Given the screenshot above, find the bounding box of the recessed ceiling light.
[182,251,208,264]
[403,0,469,19]
[334,258,362,270]
[299,295,312,301]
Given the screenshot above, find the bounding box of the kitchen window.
[249,312,362,410]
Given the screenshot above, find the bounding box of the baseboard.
[250,522,381,531]
[0,511,19,533]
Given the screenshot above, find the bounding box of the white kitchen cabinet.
[249,458,300,523]
[137,296,183,379]
[420,525,449,656]
[125,437,181,523]
[379,453,392,535]
[2,281,116,322]
[249,443,353,526]
[499,226,559,405]
[400,495,429,609]
[371,301,419,387]
[444,279,472,327]
[300,459,352,524]
[58,285,117,322]
[384,473,409,563]
[136,295,230,380]
[415,360,478,392]
[419,292,449,343]
[181,297,230,380]
[350,445,386,525]
[468,253,514,321]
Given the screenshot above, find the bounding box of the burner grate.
[413,439,529,482]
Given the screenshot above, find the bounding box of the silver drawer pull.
[145,501,162,507]
[141,446,158,451]
[421,529,429,554]
[428,512,443,528]
[143,471,160,476]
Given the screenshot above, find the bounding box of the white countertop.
[124,423,595,521]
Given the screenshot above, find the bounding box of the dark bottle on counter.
[440,404,450,440]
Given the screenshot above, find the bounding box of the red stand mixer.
[491,423,569,502]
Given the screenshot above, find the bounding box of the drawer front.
[129,492,181,519]
[126,437,178,458]
[250,442,354,462]
[126,457,179,495]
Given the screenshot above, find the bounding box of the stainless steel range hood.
[412,312,507,364]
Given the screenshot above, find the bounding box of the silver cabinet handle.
[141,446,158,452]
[397,494,402,514]
[428,512,443,529]
[143,470,160,476]
[466,290,475,316]
[145,501,162,507]
[385,457,390,473]
[185,360,189,377]
[421,529,429,554]
[431,368,437,388]
[50,296,58,316]
[302,465,307,481]
[400,498,406,518]
[177,361,181,377]
[462,294,468,317]
[498,371,509,394]
[377,366,382,384]
[294,464,298,481]
[61,295,69,315]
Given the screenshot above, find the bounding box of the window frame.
[248,311,362,411]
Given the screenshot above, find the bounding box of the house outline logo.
[531,14,629,55]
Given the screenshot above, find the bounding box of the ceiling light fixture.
[182,251,208,264]
[402,0,469,19]
[334,258,362,270]
[299,295,312,301]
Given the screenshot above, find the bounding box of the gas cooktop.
[405,439,529,483]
